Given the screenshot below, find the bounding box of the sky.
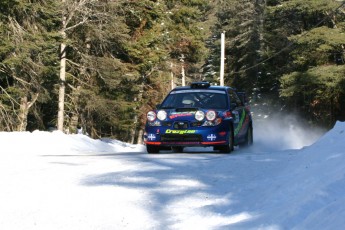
[0,119,344,230]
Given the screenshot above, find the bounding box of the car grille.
[161,121,173,127]
[173,121,189,129]
[160,134,202,142]
[190,121,202,127]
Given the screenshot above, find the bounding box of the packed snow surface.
[1,121,345,230]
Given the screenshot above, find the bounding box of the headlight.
[195,110,205,121]
[206,110,216,121]
[157,110,167,120]
[147,111,156,122]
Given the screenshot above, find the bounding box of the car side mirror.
[236,92,247,106]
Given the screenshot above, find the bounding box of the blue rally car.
[143,82,253,153]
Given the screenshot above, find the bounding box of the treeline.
[0,0,344,142]
[212,0,345,127]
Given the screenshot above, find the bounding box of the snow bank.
[267,121,345,229]
[308,121,345,151]
[0,130,145,155]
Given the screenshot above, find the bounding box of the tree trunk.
[58,0,67,132]
[17,96,29,131]
[136,129,144,144]
[131,81,145,144]
[130,114,137,144]
[68,85,82,134]
[17,94,39,131]
[58,42,66,132]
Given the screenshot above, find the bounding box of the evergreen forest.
[0,0,344,143]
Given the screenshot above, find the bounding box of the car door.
[228,89,246,139]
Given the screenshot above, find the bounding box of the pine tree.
[208,0,265,92]
[56,0,132,137]
[273,0,345,126]
[0,0,60,131]
[122,0,212,143]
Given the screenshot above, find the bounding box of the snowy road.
[1,121,345,229]
[1,147,289,229]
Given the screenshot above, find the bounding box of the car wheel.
[172,146,184,153]
[147,145,160,154]
[240,124,253,148]
[219,125,234,153]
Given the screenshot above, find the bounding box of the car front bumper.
[144,126,230,147]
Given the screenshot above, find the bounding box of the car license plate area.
[161,134,202,142]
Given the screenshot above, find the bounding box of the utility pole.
[170,62,175,89]
[180,54,186,86]
[220,31,225,86]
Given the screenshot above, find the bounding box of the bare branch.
[0,85,21,107]
[64,0,98,31]
[0,102,14,130]
[27,93,39,110]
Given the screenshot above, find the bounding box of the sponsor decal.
[207,134,217,141]
[234,110,246,136]
[165,129,196,134]
[169,112,195,119]
[238,116,250,136]
[147,134,156,141]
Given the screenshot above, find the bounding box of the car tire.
[240,124,253,148]
[219,125,234,153]
[147,145,160,154]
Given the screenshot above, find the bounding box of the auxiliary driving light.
[147,111,156,122]
[195,110,205,121]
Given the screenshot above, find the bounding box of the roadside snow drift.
[0,122,344,230]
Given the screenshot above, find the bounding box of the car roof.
[171,83,235,92]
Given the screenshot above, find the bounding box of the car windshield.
[160,90,228,110]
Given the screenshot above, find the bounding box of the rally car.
[143,82,253,153]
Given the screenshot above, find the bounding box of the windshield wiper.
[175,107,198,112]
[160,106,175,109]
